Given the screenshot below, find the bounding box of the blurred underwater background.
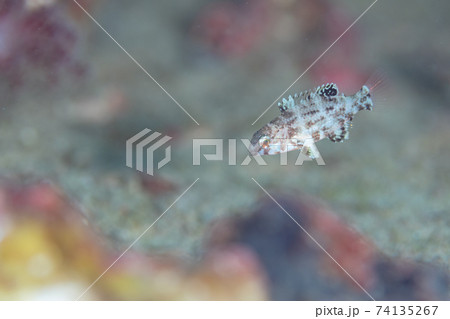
[0,0,449,300]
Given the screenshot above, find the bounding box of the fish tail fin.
[364,68,392,110]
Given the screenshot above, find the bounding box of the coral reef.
[0,180,267,300]
[1,0,449,302]
[1,179,447,300]
[208,194,449,300]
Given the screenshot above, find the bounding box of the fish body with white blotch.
[249,83,373,156]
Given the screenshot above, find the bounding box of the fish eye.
[259,136,271,148]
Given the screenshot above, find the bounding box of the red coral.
[191,0,271,58]
[0,0,85,88]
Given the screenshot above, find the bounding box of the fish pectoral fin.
[327,123,350,143]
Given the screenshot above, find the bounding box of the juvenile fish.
[250,83,373,156]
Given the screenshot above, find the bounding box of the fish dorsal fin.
[277,83,339,113]
[277,94,296,113]
[277,89,313,113]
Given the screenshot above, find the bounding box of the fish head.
[249,121,304,156]
[249,128,273,156]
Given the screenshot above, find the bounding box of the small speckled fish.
[249,83,373,156]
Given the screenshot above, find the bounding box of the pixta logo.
[193,138,325,165]
[126,129,172,176]
[126,129,325,174]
